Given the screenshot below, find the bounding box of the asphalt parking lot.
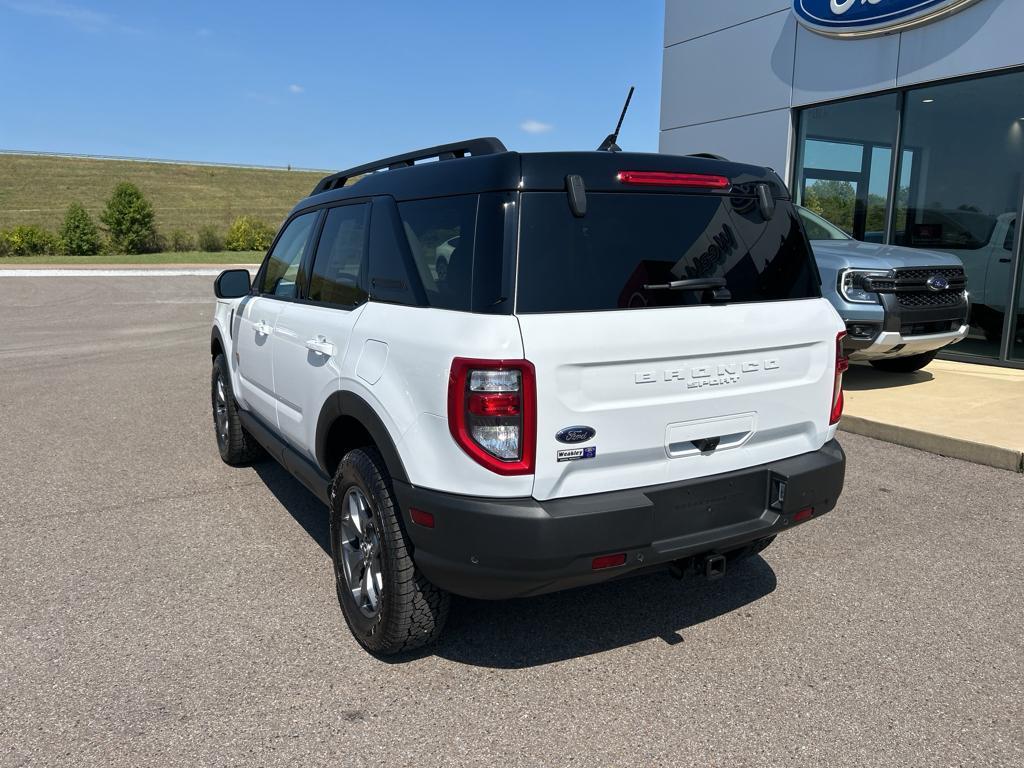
[1,275,1021,767]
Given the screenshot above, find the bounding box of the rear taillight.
[616,171,730,189]
[830,332,849,425]
[448,358,536,475]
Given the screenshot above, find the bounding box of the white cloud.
[196,27,213,37]
[520,119,553,135]
[288,84,305,94]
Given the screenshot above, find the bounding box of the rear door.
[514,191,844,501]
[236,211,319,426]
[272,202,370,455]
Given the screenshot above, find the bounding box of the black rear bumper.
[393,440,846,600]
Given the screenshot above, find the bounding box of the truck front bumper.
[845,290,970,361]
[848,323,969,361]
[392,440,846,600]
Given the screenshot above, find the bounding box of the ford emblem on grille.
[927,275,950,292]
[556,426,596,444]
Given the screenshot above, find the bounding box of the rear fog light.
[592,553,627,570]
[410,508,435,528]
[793,507,814,524]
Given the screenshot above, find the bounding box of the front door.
[235,210,319,426]
[273,202,370,455]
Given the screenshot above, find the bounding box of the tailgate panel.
[518,298,844,500]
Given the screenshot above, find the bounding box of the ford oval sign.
[794,0,983,38]
[555,426,596,444]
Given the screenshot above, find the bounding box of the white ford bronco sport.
[210,138,848,655]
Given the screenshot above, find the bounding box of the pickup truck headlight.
[838,269,891,304]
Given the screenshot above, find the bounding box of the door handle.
[998,258,1011,263]
[254,320,273,336]
[305,335,335,357]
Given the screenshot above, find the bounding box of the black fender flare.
[211,325,227,357]
[315,391,408,484]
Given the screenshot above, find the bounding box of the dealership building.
[660,0,1024,367]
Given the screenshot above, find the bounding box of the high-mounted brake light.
[830,332,849,425]
[616,171,730,189]
[448,358,536,475]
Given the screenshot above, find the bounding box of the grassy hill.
[0,153,328,237]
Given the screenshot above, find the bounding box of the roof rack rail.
[687,152,729,161]
[311,137,508,195]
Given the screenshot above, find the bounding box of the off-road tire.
[212,354,264,465]
[329,447,450,655]
[869,350,938,373]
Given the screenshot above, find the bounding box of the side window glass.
[308,204,370,307]
[397,196,478,311]
[1004,218,1017,251]
[259,211,318,299]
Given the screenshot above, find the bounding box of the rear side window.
[515,192,819,313]
[308,203,369,307]
[398,196,478,311]
[259,211,318,298]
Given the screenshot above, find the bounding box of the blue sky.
[0,1,664,170]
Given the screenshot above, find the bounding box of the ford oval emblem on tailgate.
[556,426,596,444]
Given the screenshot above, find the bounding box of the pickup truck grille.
[887,266,967,309]
[898,291,964,308]
[895,267,965,283]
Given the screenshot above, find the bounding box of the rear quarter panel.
[345,302,533,497]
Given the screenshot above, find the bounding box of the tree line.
[0,182,277,257]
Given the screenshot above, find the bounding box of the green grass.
[0,153,326,235]
[0,251,262,266]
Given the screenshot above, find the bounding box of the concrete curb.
[840,416,1024,473]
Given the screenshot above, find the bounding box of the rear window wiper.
[642,278,727,291]
[642,277,731,303]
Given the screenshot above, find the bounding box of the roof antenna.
[597,86,635,152]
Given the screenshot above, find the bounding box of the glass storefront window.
[894,71,1024,359]
[795,94,899,241]
[794,69,1024,366]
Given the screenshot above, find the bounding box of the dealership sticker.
[557,446,597,463]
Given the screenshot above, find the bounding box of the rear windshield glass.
[515,192,820,313]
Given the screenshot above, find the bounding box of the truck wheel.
[211,354,264,465]
[869,351,937,373]
[329,447,450,655]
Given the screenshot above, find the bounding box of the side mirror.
[214,269,252,299]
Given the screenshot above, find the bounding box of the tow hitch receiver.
[703,554,727,581]
[670,553,728,581]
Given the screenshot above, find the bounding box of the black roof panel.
[291,143,787,216]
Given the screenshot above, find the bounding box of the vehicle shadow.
[844,364,934,391]
[252,460,331,555]
[427,557,777,669]
[249,458,778,669]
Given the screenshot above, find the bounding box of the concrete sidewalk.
[842,359,1024,472]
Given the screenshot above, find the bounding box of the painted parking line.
[0,268,253,277]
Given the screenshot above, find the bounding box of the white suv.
[210,138,848,655]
